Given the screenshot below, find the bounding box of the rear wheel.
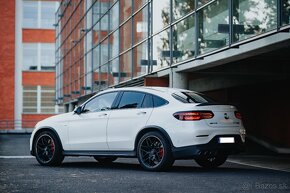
[195,154,227,169]
[137,131,174,171]
[34,131,64,166]
[94,157,117,164]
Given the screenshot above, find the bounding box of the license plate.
[219,137,235,143]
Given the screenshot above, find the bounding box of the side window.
[118,92,145,109]
[83,92,118,112]
[153,95,168,107]
[142,94,153,108]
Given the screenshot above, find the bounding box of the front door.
[67,92,118,150]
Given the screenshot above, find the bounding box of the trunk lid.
[194,103,241,127]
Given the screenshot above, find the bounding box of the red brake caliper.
[159,147,164,158]
[51,140,55,154]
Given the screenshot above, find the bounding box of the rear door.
[106,92,153,150]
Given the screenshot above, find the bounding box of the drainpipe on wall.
[15,0,23,130]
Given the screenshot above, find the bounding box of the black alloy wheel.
[34,131,64,166]
[137,131,174,171]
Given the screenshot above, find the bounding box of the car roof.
[100,86,192,95]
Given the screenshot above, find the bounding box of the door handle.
[98,113,107,117]
[137,111,146,115]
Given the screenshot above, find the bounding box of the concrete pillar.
[15,0,23,130]
[170,70,188,89]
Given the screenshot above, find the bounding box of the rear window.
[172,92,216,104]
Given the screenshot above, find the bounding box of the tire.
[94,157,118,164]
[137,131,174,171]
[195,154,228,169]
[34,131,64,166]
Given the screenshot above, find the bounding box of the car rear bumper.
[172,135,245,159]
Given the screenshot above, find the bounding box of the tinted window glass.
[142,94,153,108]
[118,92,145,109]
[83,92,118,112]
[153,96,168,107]
[172,92,215,103]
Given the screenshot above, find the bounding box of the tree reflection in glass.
[282,0,290,25]
[172,0,195,20]
[233,0,277,42]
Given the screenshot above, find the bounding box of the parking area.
[1,134,290,193]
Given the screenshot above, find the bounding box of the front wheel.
[195,154,228,169]
[137,131,174,171]
[34,131,64,166]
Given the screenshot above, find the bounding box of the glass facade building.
[55,0,290,106]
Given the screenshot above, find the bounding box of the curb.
[0,129,33,134]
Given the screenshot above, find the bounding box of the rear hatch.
[195,104,241,127]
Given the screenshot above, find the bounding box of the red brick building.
[0,0,62,131]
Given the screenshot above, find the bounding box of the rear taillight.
[173,111,214,121]
[235,111,242,119]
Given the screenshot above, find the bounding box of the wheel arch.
[134,126,174,151]
[31,127,63,156]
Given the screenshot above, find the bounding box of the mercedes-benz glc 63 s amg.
[30,87,246,171]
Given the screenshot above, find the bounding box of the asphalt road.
[1,134,290,193]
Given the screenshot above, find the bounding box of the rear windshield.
[172,92,216,104]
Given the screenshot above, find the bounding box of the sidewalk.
[228,138,290,172]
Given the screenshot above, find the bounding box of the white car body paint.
[30,87,246,154]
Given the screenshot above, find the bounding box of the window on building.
[109,29,119,59]
[110,1,119,30]
[23,86,62,114]
[23,44,38,71]
[120,19,132,52]
[119,50,132,82]
[100,64,109,90]
[109,57,120,86]
[23,43,55,71]
[23,1,59,29]
[173,14,195,63]
[23,1,38,28]
[282,0,290,25]
[172,0,195,21]
[133,6,148,45]
[23,86,38,113]
[233,0,277,42]
[134,0,148,13]
[41,1,57,28]
[133,40,148,77]
[41,44,55,71]
[152,0,170,33]
[197,0,211,7]
[41,86,56,114]
[198,0,229,54]
[120,0,132,23]
[152,29,170,71]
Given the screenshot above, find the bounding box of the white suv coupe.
[30,87,246,171]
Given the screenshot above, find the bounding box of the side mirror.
[74,106,82,115]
